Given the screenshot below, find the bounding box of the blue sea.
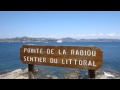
[0,42,120,78]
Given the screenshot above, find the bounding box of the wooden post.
[88,70,95,79]
[28,64,35,79]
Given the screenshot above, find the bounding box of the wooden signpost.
[20,45,103,79]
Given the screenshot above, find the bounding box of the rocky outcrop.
[0,68,120,79]
[0,68,28,79]
[34,68,58,79]
[63,71,82,79]
[95,70,120,79]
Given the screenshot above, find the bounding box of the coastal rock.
[35,69,59,79]
[63,71,81,79]
[0,68,120,79]
[43,73,58,79]
[95,70,120,79]
[0,68,28,79]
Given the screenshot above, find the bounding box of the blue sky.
[0,11,120,39]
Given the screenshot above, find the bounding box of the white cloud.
[99,33,104,36]
[89,34,97,36]
[71,33,120,39]
[106,33,116,37]
[25,33,120,39]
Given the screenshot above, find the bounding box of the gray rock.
[63,71,81,79]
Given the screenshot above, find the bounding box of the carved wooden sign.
[20,45,103,70]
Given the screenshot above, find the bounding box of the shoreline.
[0,67,120,79]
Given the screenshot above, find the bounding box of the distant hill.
[61,37,77,42]
[0,36,120,42]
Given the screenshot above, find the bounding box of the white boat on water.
[56,40,63,43]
